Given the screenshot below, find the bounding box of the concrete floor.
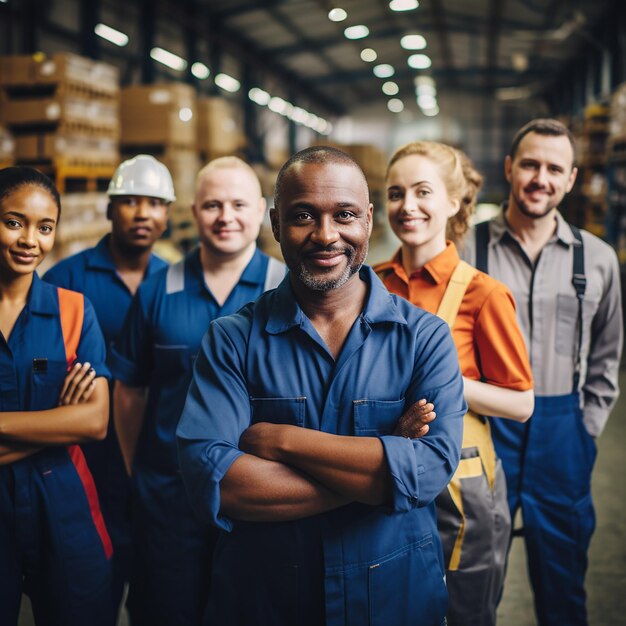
[17,230,626,624]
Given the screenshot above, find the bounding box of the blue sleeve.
[109,286,154,387]
[176,319,250,532]
[380,317,465,512]
[42,260,75,291]
[77,296,111,380]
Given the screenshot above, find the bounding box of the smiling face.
[192,166,266,258]
[0,184,58,278]
[109,195,169,252]
[386,154,460,258]
[270,161,372,292]
[505,131,577,220]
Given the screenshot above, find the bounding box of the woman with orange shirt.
[375,142,534,626]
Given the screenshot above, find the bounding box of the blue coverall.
[43,234,167,611]
[111,247,286,626]
[0,276,112,626]
[177,267,467,626]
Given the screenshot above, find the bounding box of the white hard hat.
[108,154,176,203]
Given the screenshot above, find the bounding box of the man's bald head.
[196,156,262,198]
[274,146,368,210]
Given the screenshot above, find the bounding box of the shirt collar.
[265,265,407,335]
[85,234,166,275]
[495,202,576,247]
[188,246,267,293]
[374,242,460,286]
[28,273,59,316]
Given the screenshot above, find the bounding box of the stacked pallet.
[120,83,199,249]
[0,53,120,192]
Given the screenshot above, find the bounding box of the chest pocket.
[30,360,70,410]
[153,345,195,382]
[250,397,306,427]
[353,398,405,436]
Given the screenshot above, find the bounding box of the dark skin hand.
[240,398,436,462]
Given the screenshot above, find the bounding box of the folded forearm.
[220,453,348,522]
[277,428,392,505]
[463,377,534,422]
[0,441,42,465]
[0,379,109,445]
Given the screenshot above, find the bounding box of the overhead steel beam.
[160,0,345,115]
[80,0,101,59]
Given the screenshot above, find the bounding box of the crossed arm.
[0,363,108,465]
[220,400,435,522]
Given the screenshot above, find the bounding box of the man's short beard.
[513,193,559,220]
[292,242,368,292]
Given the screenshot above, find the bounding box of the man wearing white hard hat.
[110,156,286,626]
[44,154,172,623]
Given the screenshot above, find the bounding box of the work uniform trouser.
[82,418,132,619]
[490,393,596,626]
[0,448,113,626]
[436,411,511,626]
[126,470,218,626]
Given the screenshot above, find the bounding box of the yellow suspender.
[435,260,476,328]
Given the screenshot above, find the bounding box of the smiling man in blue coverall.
[177,146,467,626]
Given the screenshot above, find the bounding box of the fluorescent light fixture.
[417,94,437,109]
[290,106,310,124]
[373,64,395,78]
[400,34,426,50]
[389,0,419,11]
[305,113,320,129]
[414,75,435,88]
[360,48,378,62]
[94,23,128,47]
[328,8,347,22]
[422,105,439,117]
[344,25,369,40]
[191,62,210,80]
[214,73,240,93]
[268,96,293,116]
[416,83,436,97]
[178,107,193,122]
[248,87,271,105]
[150,47,187,71]
[407,53,431,69]
[388,98,404,113]
[382,81,399,96]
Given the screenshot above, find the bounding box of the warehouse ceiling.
[182,0,615,118]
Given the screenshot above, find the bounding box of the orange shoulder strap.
[57,287,84,369]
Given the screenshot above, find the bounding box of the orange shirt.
[375,242,533,391]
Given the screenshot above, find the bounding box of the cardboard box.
[1,93,119,132]
[0,53,119,97]
[197,97,244,157]
[121,84,197,147]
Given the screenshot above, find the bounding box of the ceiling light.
[290,106,309,124]
[415,83,436,97]
[422,105,439,117]
[344,25,369,40]
[389,0,419,11]
[328,8,347,22]
[400,34,426,50]
[382,81,399,96]
[305,113,320,128]
[94,23,128,47]
[268,96,294,116]
[407,53,431,69]
[388,98,404,113]
[178,107,193,122]
[214,73,240,93]
[150,47,187,71]
[414,75,435,88]
[248,87,271,105]
[512,53,529,72]
[417,94,437,109]
[373,64,395,78]
[360,48,378,62]
[191,62,210,80]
